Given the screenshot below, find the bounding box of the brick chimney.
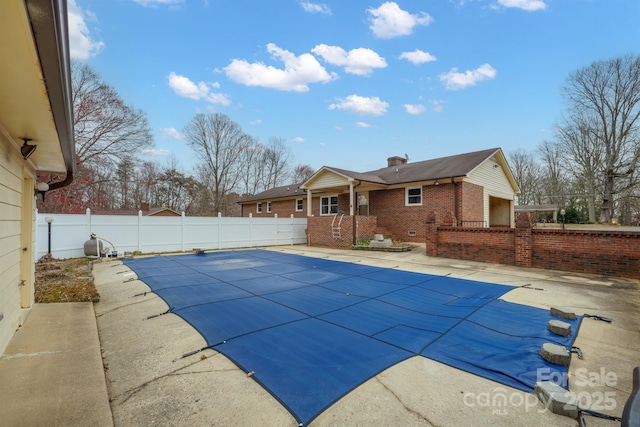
[387,156,408,167]
[140,202,150,212]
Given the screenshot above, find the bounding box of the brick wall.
[460,181,484,224]
[241,199,307,218]
[356,215,378,242]
[531,230,640,278]
[426,212,640,280]
[307,215,354,249]
[306,214,376,248]
[370,185,456,242]
[242,194,354,218]
[436,227,515,264]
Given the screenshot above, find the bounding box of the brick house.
[239,148,520,246]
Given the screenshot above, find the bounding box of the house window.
[267,201,272,213]
[295,199,303,212]
[406,187,422,206]
[320,196,338,215]
[256,203,262,213]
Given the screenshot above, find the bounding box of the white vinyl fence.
[35,209,307,260]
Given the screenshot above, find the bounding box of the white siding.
[306,170,350,190]
[0,140,25,355]
[466,157,516,226]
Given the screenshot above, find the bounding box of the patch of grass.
[35,257,100,303]
[354,238,371,247]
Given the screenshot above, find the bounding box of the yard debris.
[35,256,99,303]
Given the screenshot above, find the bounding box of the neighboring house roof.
[90,206,181,216]
[240,148,520,204]
[1,0,75,175]
[146,207,181,216]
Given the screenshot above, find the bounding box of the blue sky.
[69,0,639,173]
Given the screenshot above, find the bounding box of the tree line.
[38,62,314,216]
[507,54,640,225]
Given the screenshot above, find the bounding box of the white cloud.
[133,0,184,7]
[399,49,437,65]
[141,148,171,156]
[292,137,305,142]
[430,99,445,112]
[224,43,337,92]
[167,72,231,105]
[329,94,389,116]
[496,0,547,11]
[67,0,105,60]
[299,1,331,14]
[403,104,426,115]
[161,127,184,140]
[439,64,497,90]
[250,119,262,125]
[355,122,371,128]
[367,2,433,39]
[311,44,387,76]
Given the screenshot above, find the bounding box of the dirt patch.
[35,256,100,303]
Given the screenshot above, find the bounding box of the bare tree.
[134,160,161,207]
[292,164,315,184]
[237,136,265,196]
[38,63,154,213]
[561,54,640,222]
[556,115,605,222]
[538,140,569,208]
[183,113,252,214]
[508,149,542,206]
[72,62,153,167]
[261,137,292,189]
[150,157,201,214]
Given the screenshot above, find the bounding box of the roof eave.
[26,0,76,175]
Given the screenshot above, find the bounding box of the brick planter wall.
[531,229,640,278]
[436,227,515,265]
[426,211,640,280]
[307,215,378,248]
[307,215,353,249]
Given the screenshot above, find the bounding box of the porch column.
[306,189,312,216]
[349,182,354,216]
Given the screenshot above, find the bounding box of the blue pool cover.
[124,249,581,425]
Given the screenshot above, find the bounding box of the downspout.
[451,177,458,226]
[48,171,74,191]
[37,170,74,201]
[352,181,361,245]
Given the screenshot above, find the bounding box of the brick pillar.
[442,211,457,227]
[515,211,532,268]
[425,211,440,257]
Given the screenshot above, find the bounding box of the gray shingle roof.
[239,184,305,203]
[335,148,500,185]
